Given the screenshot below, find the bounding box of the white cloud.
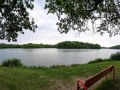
[28,0,58,27]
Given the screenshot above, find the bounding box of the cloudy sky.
[0,0,120,47]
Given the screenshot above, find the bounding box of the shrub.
[28,66,48,70]
[110,52,120,60]
[1,58,23,67]
[50,65,66,68]
[71,64,81,66]
[88,58,105,64]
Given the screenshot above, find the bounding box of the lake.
[0,48,119,67]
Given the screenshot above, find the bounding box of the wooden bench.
[77,65,115,90]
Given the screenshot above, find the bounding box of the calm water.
[0,48,119,67]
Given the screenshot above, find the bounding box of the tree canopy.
[45,0,120,36]
[110,45,120,49]
[0,43,55,48]
[0,0,37,41]
[56,41,101,49]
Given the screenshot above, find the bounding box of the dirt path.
[48,76,106,90]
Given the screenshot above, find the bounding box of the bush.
[50,65,66,68]
[110,52,120,60]
[88,58,105,64]
[28,66,48,70]
[1,58,23,67]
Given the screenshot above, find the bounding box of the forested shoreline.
[0,41,101,49]
[0,43,55,48]
[110,45,120,49]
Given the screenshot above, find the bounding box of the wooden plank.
[84,65,114,88]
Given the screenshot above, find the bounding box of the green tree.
[45,0,120,36]
[110,45,120,49]
[0,0,37,41]
[56,41,101,49]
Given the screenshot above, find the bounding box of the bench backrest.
[77,65,115,90]
[85,65,114,88]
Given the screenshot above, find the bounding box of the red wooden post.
[77,80,87,90]
[105,74,107,79]
[112,67,115,80]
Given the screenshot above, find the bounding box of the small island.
[56,41,101,49]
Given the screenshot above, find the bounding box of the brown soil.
[47,76,107,90]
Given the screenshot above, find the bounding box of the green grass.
[0,61,120,90]
[95,79,120,90]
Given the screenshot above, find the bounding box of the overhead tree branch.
[45,0,120,36]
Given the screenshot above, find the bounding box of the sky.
[0,0,120,47]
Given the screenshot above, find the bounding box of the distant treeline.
[0,43,55,48]
[0,41,101,49]
[56,41,101,49]
[110,45,120,49]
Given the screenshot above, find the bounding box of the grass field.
[0,61,120,90]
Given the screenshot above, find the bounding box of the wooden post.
[112,67,115,80]
[77,80,87,90]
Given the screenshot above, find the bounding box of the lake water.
[0,48,119,67]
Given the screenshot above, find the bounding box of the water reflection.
[57,49,101,52]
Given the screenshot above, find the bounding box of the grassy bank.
[0,61,120,90]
